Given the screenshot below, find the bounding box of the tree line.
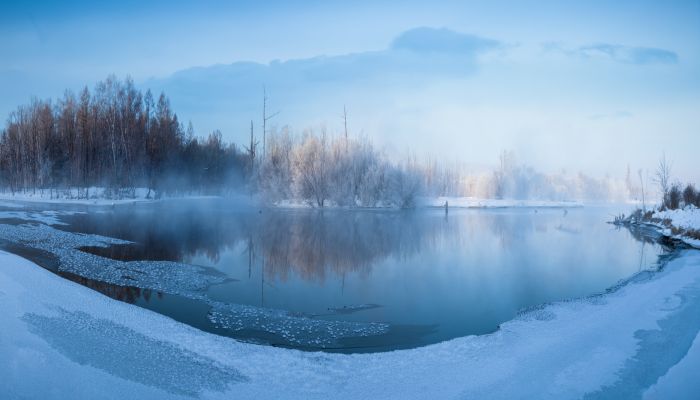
[1,76,643,206]
[0,76,248,198]
[0,76,423,206]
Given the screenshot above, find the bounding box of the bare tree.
[654,153,672,207]
[494,150,514,199]
[638,169,646,212]
[243,120,258,173]
[342,105,348,152]
[261,86,279,160]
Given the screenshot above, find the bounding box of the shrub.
[665,183,682,210]
[683,184,698,208]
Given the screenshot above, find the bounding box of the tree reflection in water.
[23,202,674,351]
[63,203,609,285]
[63,202,464,284]
[61,271,162,304]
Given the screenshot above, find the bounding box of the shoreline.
[612,206,700,249]
[2,226,700,398]
[1,188,585,210]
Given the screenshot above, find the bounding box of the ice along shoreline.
[2,240,700,398]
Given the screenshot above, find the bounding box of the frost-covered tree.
[654,153,672,207]
[387,158,422,208]
[259,126,293,202]
[293,130,331,207]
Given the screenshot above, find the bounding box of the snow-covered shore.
[0,188,154,206]
[2,248,699,399]
[1,188,585,210]
[273,196,584,210]
[648,207,700,248]
[617,206,700,249]
[420,196,583,209]
[0,188,242,207]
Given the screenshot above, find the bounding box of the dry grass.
[685,229,700,240]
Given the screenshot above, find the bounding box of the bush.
[665,184,682,210]
[683,184,698,208]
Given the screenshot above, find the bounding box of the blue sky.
[1,0,699,181]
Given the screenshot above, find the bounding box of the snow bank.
[647,206,700,248]
[0,201,25,208]
[0,188,235,207]
[0,187,154,206]
[654,206,700,230]
[421,196,584,209]
[0,210,84,226]
[1,189,585,210]
[273,196,585,210]
[2,249,700,399]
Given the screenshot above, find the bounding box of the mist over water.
[49,199,668,351]
[0,2,698,398]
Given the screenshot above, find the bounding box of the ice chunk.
[208,301,389,348]
[0,223,230,296]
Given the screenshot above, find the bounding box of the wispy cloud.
[580,44,678,65]
[166,27,501,85]
[588,110,633,120]
[545,42,678,65]
[390,27,500,55]
[149,27,501,114]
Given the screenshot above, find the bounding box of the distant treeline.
[0,76,248,197]
[1,76,635,205]
[0,75,423,205]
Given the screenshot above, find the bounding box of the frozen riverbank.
[645,207,700,248]
[0,188,155,206]
[420,196,583,209]
[614,206,700,249]
[1,187,585,211]
[273,196,584,210]
[0,188,255,209]
[2,247,699,399]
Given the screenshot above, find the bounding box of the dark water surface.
[6,200,669,352]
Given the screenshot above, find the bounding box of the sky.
[1,0,699,182]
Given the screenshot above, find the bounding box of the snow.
[420,196,584,209]
[273,199,318,208]
[0,222,230,297]
[273,196,585,209]
[654,206,700,231]
[2,247,700,399]
[0,210,84,226]
[0,187,154,206]
[1,189,586,210]
[643,330,700,400]
[648,206,700,248]
[0,201,25,208]
[0,215,391,349]
[0,188,235,207]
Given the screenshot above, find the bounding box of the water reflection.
[256,211,448,282]
[65,203,592,284]
[52,201,672,351]
[63,272,163,304]
[64,204,461,283]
